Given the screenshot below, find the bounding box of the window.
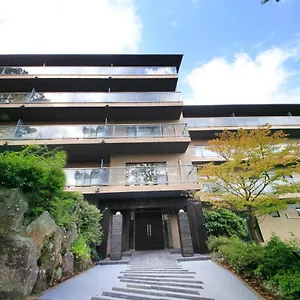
[125,163,167,186]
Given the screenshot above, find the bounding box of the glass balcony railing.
[199,175,300,194]
[0,92,180,104]
[185,116,300,128]
[0,66,177,76]
[0,124,189,140]
[64,165,197,187]
[192,146,223,159]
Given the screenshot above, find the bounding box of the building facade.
[1,55,299,257]
[183,104,300,242]
[0,54,207,258]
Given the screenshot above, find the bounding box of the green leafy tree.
[262,0,280,4]
[0,145,66,219]
[203,209,248,239]
[197,126,300,244]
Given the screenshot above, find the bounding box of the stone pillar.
[187,200,208,254]
[178,209,194,257]
[110,212,123,261]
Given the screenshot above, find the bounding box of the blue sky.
[0,0,299,104]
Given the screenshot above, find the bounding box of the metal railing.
[0,66,177,76]
[185,116,300,128]
[64,165,197,187]
[0,92,180,104]
[0,124,189,140]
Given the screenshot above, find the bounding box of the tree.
[196,126,300,244]
[203,209,248,239]
[262,0,280,4]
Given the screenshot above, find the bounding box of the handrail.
[0,123,189,140]
[0,92,181,104]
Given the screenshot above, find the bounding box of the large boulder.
[61,250,74,278]
[26,211,58,254]
[61,225,78,250]
[0,188,28,233]
[0,234,38,298]
[74,257,93,272]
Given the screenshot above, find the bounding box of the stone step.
[120,278,203,289]
[118,276,203,284]
[101,291,170,300]
[126,283,201,295]
[121,270,195,274]
[123,274,195,278]
[112,287,214,300]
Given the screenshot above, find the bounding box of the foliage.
[204,209,248,239]
[73,194,103,245]
[71,236,90,260]
[254,236,300,280]
[0,145,66,219]
[196,126,300,244]
[50,192,80,229]
[262,0,280,4]
[210,235,300,299]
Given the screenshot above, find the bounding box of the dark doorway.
[135,211,164,250]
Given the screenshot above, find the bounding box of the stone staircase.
[92,250,214,300]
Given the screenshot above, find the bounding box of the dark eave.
[0,104,183,122]
[0,77,178,93]
[183,104,300,117]
[0,54,183,71]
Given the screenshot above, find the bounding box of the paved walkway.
[40,250,261,300]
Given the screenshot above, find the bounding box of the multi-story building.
[183,104,300,242]
[0,54,207,259]
[1,55,299,257]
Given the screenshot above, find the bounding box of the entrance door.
[135,211,164,251]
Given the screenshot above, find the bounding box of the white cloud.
[185,46,300,104]
[0,0,142,54]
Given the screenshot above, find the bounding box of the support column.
[187,200,208,254]
[110,212,123,261]
[178,209,194,257]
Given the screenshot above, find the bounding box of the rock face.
[26,211,59,254]
[0,188,38,298]
[62,225,78,250]
[0,234,38,298]
[0,188,28,233]
[0,188,91,297]
[62,251,74,278]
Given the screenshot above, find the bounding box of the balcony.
[185,116,300,139]
[0,66,179,93]
[0,124,191,161]
[0,92,182,121]
[191,146,224,162]
[64,165,198,196]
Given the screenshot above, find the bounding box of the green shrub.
[203,209,248,239]
[207,236,234,252]
[50,192,80,229]
[218,238,263,276]
[210,235,300,299]
[0,145,66,220]
[255,236,300,280]
[71,236,90,260]
[73,196,103,245]
[270,271,300,299]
